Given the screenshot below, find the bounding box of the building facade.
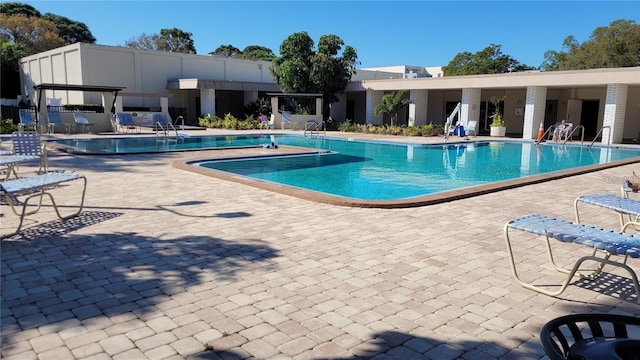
[18,43,640,143]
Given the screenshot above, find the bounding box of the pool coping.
[172,144,640,209]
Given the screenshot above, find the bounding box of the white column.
[160,97,168,115]
[102,92,115,114]
[523,86,547,139]
[200,89,216,117]
[114,96,123,114]
[461,88,481,128]
[603,84,628,144]
[409,89,428,126]
[366,90,383,125]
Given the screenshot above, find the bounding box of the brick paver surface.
[2,130,639,359]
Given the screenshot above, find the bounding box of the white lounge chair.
[504,213,640,302]
[72,112,96,133]
[0,171,87,239]
[466,120,478,137]
[11,131,47,176]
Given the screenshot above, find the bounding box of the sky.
[18,0,640,69]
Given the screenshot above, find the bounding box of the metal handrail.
[587,125,611,149]
[535,125,556,145]
[561,125,585,145]
[304,120,324,138]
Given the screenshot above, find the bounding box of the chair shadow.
[187,330,539,359]
[573,272,639,303]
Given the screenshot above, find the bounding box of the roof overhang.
[166,78,280,92]
[33,83,126,113]
[266,93,323,98]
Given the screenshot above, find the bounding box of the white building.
[18,42,640,143]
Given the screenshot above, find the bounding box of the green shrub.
[404,126,420,136]
[1,118,17,134]
[337,119,354,132]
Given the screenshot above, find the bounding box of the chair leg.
[1,177,87,239]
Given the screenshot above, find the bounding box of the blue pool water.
[51,134,640,201]
[197,136,640,200]
[51,135,272,154]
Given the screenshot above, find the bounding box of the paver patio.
[1,129,639,359]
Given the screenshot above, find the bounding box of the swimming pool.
[50,134,273,154]
[51,134,640,207]
[184,135,639,206]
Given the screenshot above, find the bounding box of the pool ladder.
[304,120,325,138]
[155,117,180,138]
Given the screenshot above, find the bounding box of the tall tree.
[210,44,241,57]
[271,31,358,117]
[541,19,640,71]
[374,90,411,126]
[124,33,160,51]
[0,2,41,17]
[157,28,196,54]
[125,28,196,54]
[42,13,96,44]
[0,13,67,54]
[241,45,276,61]
[442,44,533,76]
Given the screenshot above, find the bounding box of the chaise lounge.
[504,213,640,302]
[0,171,87,239]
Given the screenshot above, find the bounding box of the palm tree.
[374,90,411,126]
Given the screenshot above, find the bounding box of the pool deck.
[1,129,639,359]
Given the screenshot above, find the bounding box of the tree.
[241,45,276,61]
[541,19,640,71]
[125,28,196,54]
[0,2,41,17]
[210,44,241,57]
[374,90,411,126]
[271,31,358,118]
[442,44,534,76]
[42,13,96,44]
[0,42,27,98]
[157,28,196,54]
[0,13,67,54]
[124,33,160,51]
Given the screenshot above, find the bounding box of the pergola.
[32,83,125,121]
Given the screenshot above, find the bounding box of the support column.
[366,90,383,125]
[102,92,115,114]
[603,84,628,144]
[409,89,428,126]
[114,96,123,114]
[461,88,481,128]
[160,97,168,115]
[200,89,216,117]
[523,86,547,139]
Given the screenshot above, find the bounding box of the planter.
[490,126,506,137]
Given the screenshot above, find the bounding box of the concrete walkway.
[1,130,639,359]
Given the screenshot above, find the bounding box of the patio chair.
[11,131,47,175]
[540,313,640,360]
[46,110,70,134]
[116,112,141,134]
[466,120,478,137]
[574,194,640,232]
[72,111,96,133]
[504,214,640,302]
[18,109,38,132]
[0,171,87,239]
